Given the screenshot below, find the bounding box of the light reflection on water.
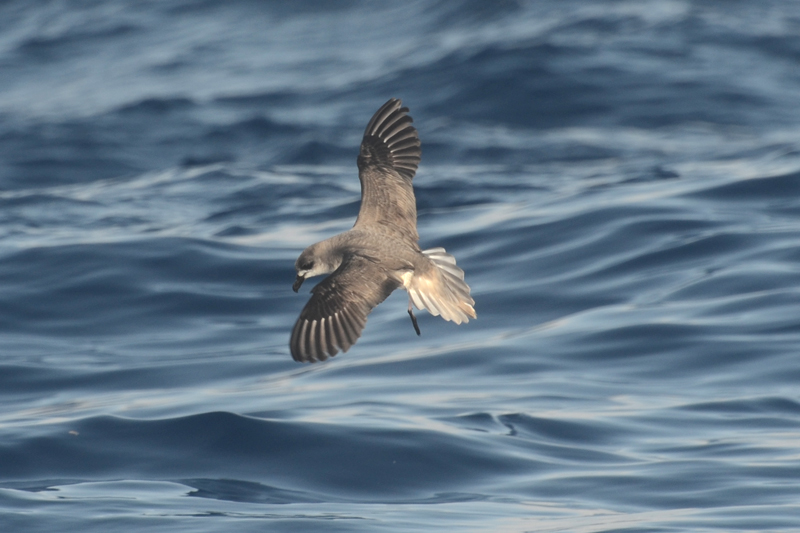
[3,0,800,531]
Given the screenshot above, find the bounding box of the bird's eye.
[301,261,314,271]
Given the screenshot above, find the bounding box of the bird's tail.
[407,248,476,324]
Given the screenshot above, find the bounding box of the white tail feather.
[410,289,425,310]
[405,248,476,324]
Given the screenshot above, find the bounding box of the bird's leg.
[408,297,421,336]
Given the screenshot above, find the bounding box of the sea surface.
[1,1,800,531]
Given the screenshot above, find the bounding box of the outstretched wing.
[290,254,401,362]
[355,98,421,244]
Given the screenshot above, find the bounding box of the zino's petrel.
[290,98,476,362]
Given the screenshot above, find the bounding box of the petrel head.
[293,243,339,292]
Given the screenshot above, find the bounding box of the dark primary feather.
[354,98,421,244]
[290,254,400,362]
[358,98,421,181]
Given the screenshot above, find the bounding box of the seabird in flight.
[290,98,476,362]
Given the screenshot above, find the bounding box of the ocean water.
[1,1,800,531]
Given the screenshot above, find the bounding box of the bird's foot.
[408,308,421,336]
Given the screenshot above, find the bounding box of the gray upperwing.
[290,254,401,363]
[354,98,421,244]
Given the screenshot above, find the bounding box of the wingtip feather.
[358,98,421,180]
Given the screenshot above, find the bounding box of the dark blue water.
[2,1,800,531]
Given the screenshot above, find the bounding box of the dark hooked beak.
[292,274,305,293]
